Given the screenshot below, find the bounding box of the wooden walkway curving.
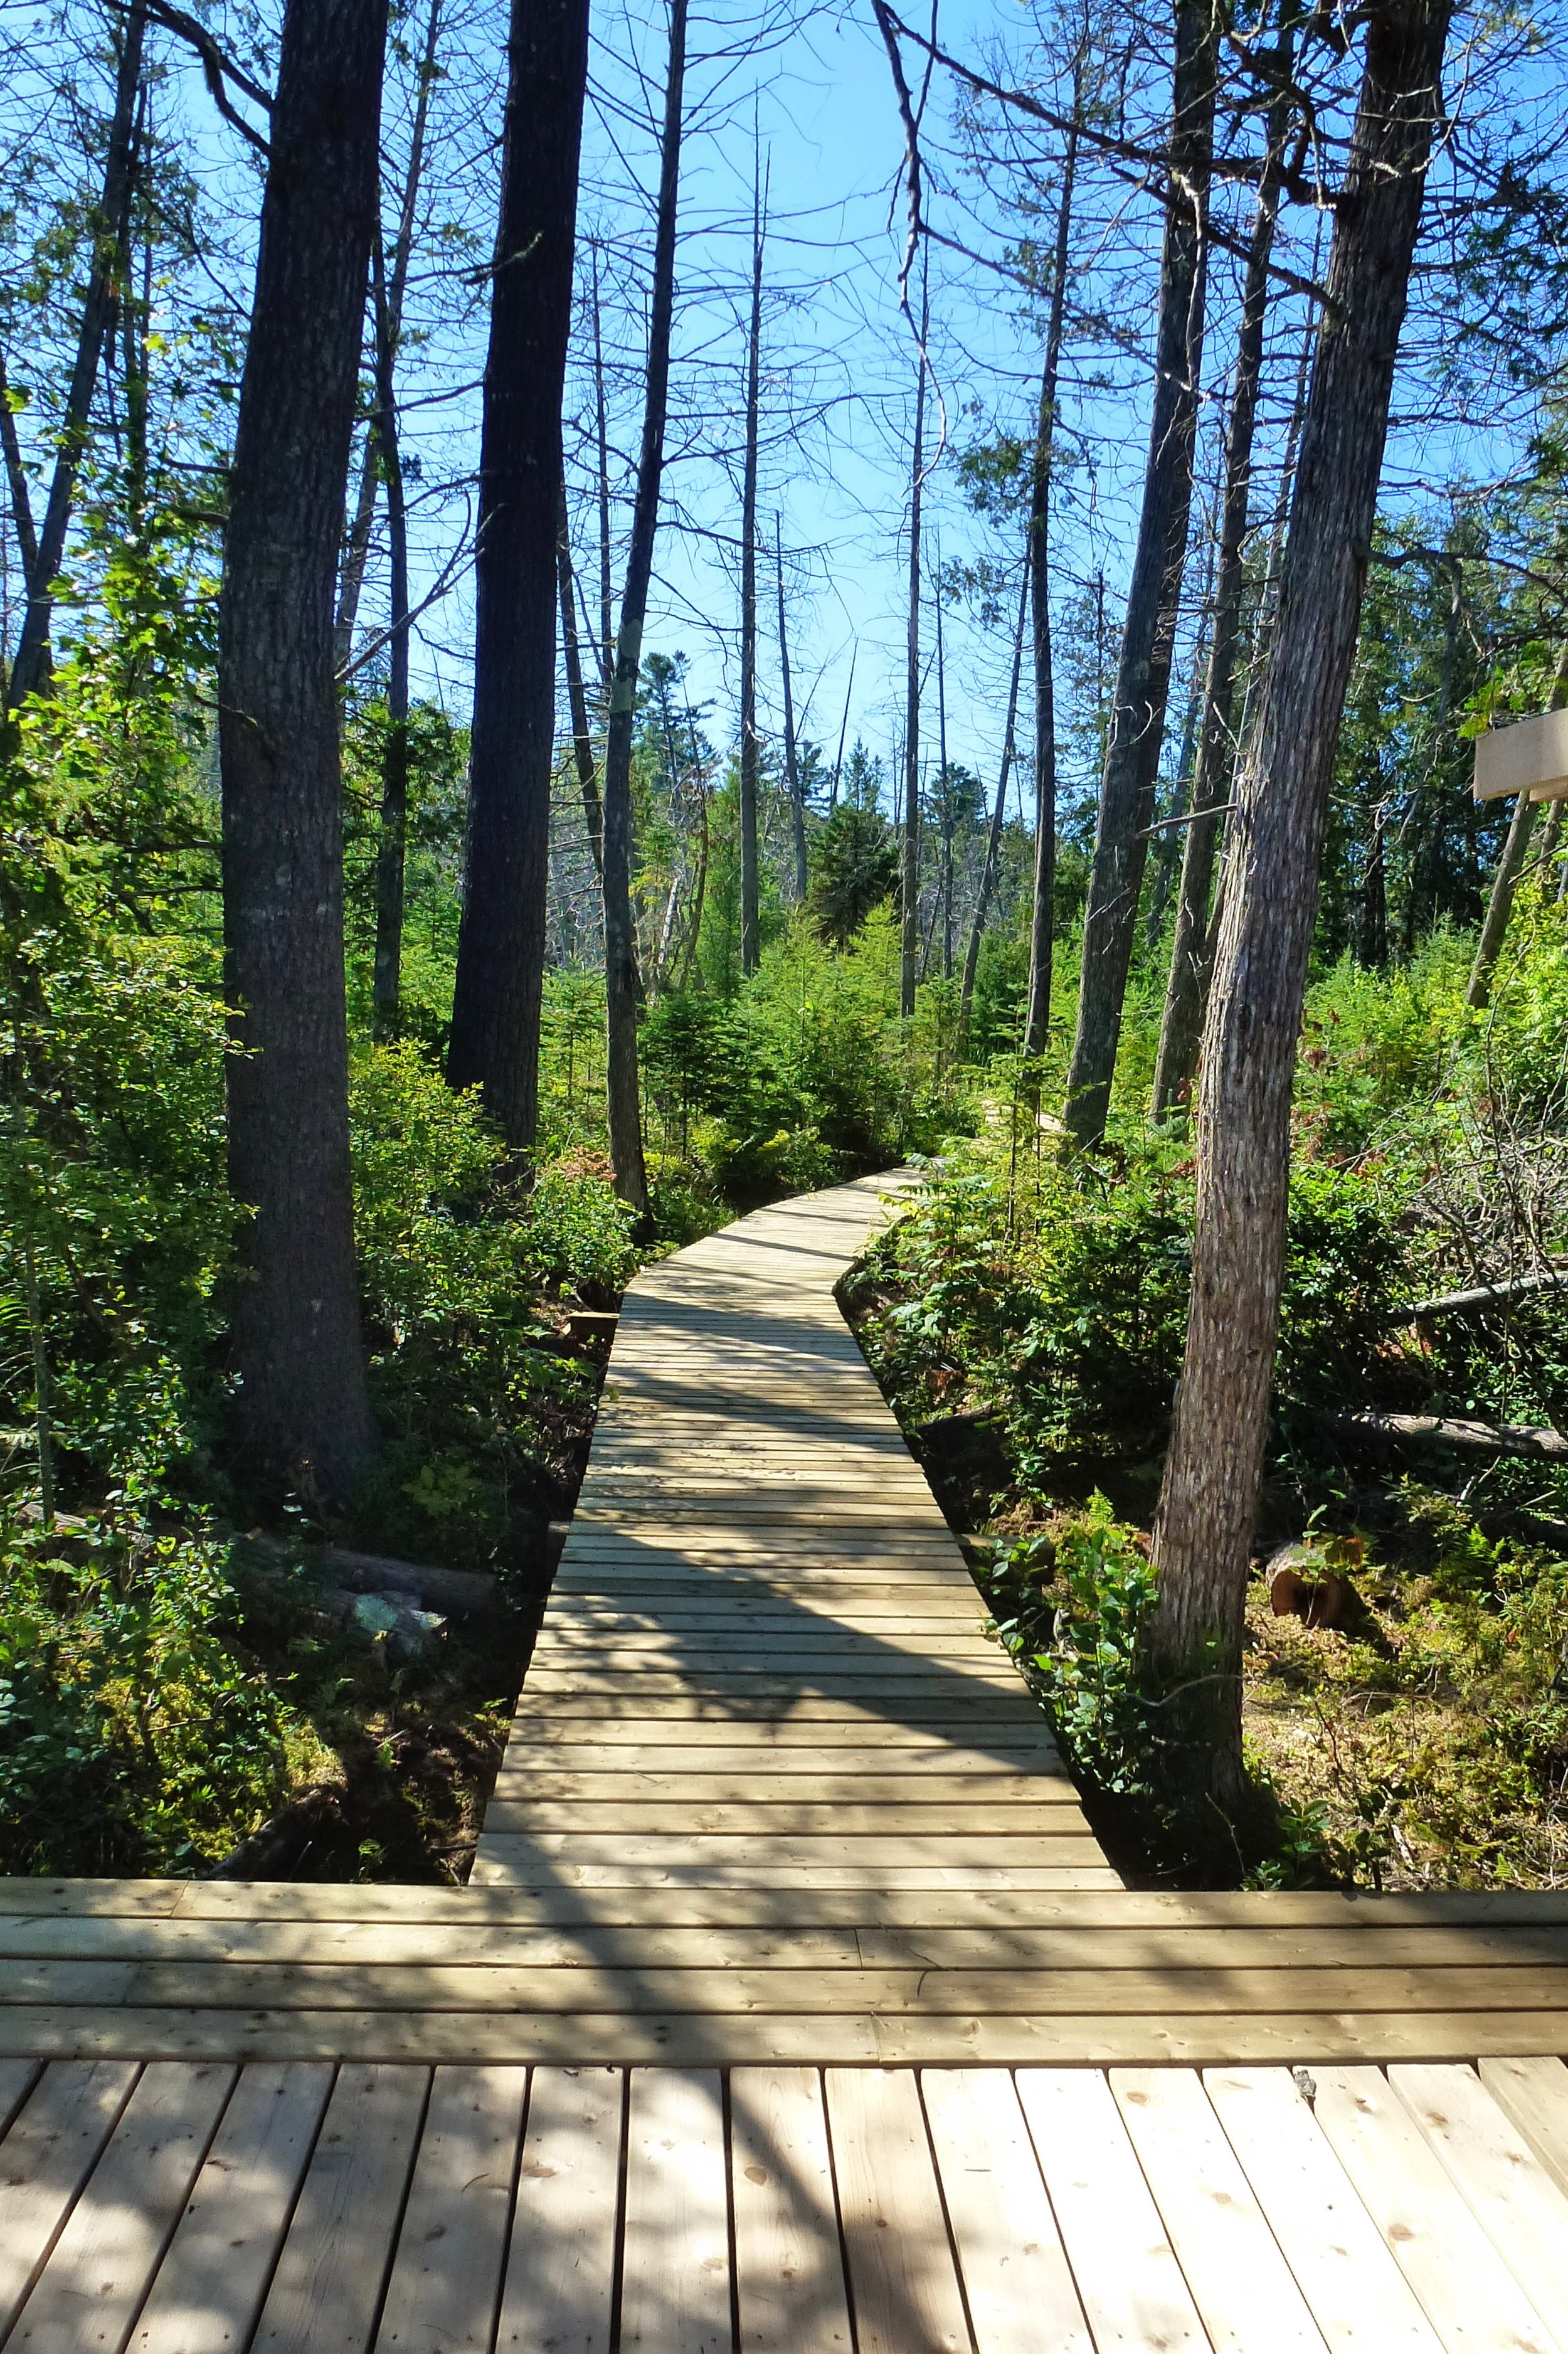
[3,1172,1568,2350]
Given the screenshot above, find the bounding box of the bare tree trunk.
[1022,99,1080,1065]
[776,514,808,899]
[8,0,147,707]
[900,291,928,1021]
[739,169,765,974]
[447,0,590,1146]
[830,649,856,810]
[936,560,954,975]
[592,241,614,681]
[1151,53,1291,1118]
[370,232,411,1039]
[0,343,40,610]
[1063,0,1217,1143]
[960,565,1028,1037]
[219,0,387,1503]
[1150,0,1455,1821]
[1468,644,1568,1007]
[558,479,604,876]
[333,0,443,679]
[602,0,687,1214]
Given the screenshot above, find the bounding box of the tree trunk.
[447,0,591,1146]
[739,173,765,974]
[936,561,953,975]
[1062,0,1217,1143]
[558,479,605,876]
[591,241,614,681]
[219,0,388,1503]
[1150,0,1455,1822]
[602,0,688,1214]
[1151,53,1291,1118]
[900,294,927,1021]
[960,564,1028,1036]
[1022,100,1080,1065]
[0,342,40,610]
[776,515,808,900]
[8,0,147,707]
[830,649,856,811]
[334,0,443,679]
[370,232,410,1039]
[1467,644,1568,1008]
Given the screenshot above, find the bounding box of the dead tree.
[776,514,808,899]
[960,565,1029,1034]
[901,287,928,1021]
[739,164,765,973]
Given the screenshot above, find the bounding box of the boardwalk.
[2,1173,1568,2350]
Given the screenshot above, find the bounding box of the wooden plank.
[372,2065,527,2354]
[1310,2064,1557,2354]
[1475,2057,1568,2198]
[251,2062,429,2354]
[0,2057,42,2138]
[729,2066,852,2354]
[1110,2068,1327,2352]
[494,2066,622,2354]
[919,2067,1091,2354]
[9,2061,235,2354]
[0,2060,140,2337]
[822,2067,969,2354]
[477,1801,1091,1837]
[129,2061,334,2354]
[1014,2069,1209,2351]
[1390,2064,1568,2351]
[1202,2066,1441,2352]
[618,2068,731,2353]
[485,1775,1067,1808]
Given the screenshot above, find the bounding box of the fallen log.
[1385,1267,1566,1325]
[235,1532,497,1614]
[1328,1409,1568,1461]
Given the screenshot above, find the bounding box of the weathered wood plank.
[494,2067,621,2354]
[129,2061,334,2354]
[729,2066,852,2354]
[619,2069,731,2353]
[0,2060,140,2338]
[372,2065,526,2354]
[920,2067,1092,2354]
[824,2066,970,2354]
[1475,2055,1568,2198]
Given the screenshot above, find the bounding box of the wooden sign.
[1473,708,1568,802]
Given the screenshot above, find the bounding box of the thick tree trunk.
[447,0,591,1145]
[739,180,765,974]
[1150,0,1455,1820]
[558,480,605,877]
[1022,105,1079,1065]
[960,565,1029,1035]
[333,0,443,680]
[219,0,388,1503]
[776,516,808,901]
[1151,61,1290,1117]
[8,0,146,707]
[1063,0,1217,1143]
[602,0,688,1214]
[1468,645,1568,1008]
[900,302,927,1021]
[370,234,410,1039]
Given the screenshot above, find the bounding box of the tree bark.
[739,172,765,974]
[1150,0,1455,1820]
[900,292,927,1021]
[1062,0,1217,1142]
[936,561,953,975]
[1022,99,1080,1065]
[1151,53,1291,1118]
[447,0,591,1146]
[591,241,614,681]
[558,479,605,877]
[602,0,688,1214]
[960,564,1028,1036]
[8,0,147,708]
[219,0,388,1503]
[334,0,443,679]
[776,515,808,901]
[1467,644,1568,1008]
[370,232,410,1039]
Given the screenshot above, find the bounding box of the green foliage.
[988,1493,1158,1798]
[805,801,901,946]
